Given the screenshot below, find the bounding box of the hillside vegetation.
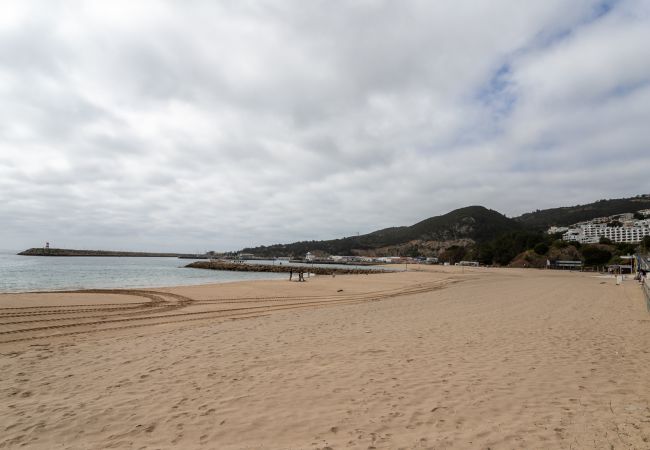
[240,206,520,258]
[239,195,650,266]
[514,195,650,229]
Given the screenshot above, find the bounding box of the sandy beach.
[1,266,649,449]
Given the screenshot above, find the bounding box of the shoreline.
[1,253,392,294]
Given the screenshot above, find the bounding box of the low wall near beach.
[185,261,384,275]
[643,279,650,312]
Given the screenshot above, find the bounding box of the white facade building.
[563,221,650,244]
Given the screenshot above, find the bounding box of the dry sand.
[1,267,649,449]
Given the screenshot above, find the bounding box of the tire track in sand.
[0,279,460,343]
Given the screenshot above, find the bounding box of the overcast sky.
[1,0,649,252]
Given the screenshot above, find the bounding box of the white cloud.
[0,0,648,251]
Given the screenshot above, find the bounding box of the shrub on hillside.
[616,242,636,255]
[581,245,612,266]
[642,236,650,250]
[534,242,549,255]
[553,239,569,249]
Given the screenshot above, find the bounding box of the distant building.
[562,221,650,244]
[384,257,404,263]
[458,261,479,267]
[550,260,583,270]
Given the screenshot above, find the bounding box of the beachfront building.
[377,256,404,264]
[458,261,479,267]
[562,220,650,244]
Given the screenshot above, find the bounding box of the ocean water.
[0,252,286,293]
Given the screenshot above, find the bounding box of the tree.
[491,236,519,265]
[487,230,549,265]
[533,242,549,255]
[553,239,568,249]
[581,246,612,266]
[616,242,636,255]
[642,236,650,251]
[440,245,466,264]
[402,245,421,258]
[475,242,495,265]
[599,236,613,245]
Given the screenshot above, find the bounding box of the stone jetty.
[185,260,384,275]
[18,248,200,258]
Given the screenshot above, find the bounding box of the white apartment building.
[563,220,650,244]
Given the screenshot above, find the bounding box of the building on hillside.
[547,226,569,234]
[562,221,650,244]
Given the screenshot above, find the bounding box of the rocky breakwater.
[185,261,384,275]
[18,248,197,257]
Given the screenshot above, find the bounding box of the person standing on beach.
[289,269,293,281]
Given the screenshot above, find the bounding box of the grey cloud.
[1,0,649,252]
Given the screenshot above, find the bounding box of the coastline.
[1,266,649,448]
[0,253,288,294]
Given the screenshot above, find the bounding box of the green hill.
[514,195,650,229]
[239,194,649,260]
[241,206,521,257]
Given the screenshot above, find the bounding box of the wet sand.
[1,267,649,449]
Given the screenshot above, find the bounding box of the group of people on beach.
[288,269,306,282]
